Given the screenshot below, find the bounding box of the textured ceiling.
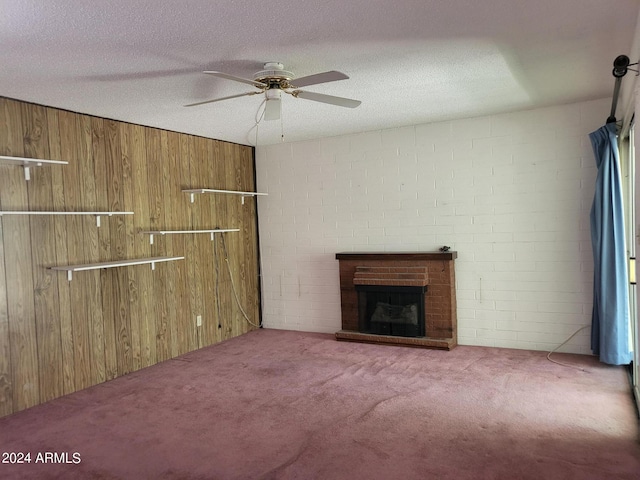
[1,1,639,146]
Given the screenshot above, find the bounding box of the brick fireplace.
[335,252,457,350]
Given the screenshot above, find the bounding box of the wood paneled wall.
[0,97,261,417]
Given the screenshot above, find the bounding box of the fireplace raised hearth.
[335,252,457,350]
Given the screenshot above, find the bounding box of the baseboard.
[262,323,339,334]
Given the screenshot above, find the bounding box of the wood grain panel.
[190,137,209,346]
[208,140,223,344]
[131,123,154,368]
[185,136,204,349]
[226,142,243,339]
[47,108,75,395]
[60,111,92,391]
[216,142,232,341]
[101,120,120,379]
[241,145,261,332]
[237,145,254,334]
[2,99,39,411]
[202,139,220,345]
[0,96,261,417]
[78,114,105,387]
[89,116,108,385]
[0,215,11,416]
[22,103,64,403]
[160,131,177,358]
[177,134,194,354]
[0,98,14,416]
[165,131,185,357]
[229,143,244,338]
[105,119,131,377]
[118,122,141,371]
[120,122,136,374]
[146,128,170,362]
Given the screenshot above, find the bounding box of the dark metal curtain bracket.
[607,55,638,125]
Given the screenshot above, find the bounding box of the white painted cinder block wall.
[255,98,609,354]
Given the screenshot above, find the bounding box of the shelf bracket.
[23,161,45,180]
[149,234,154,245]
[190,193,196,203]
[67,271,73,282]
[151,261,156,271]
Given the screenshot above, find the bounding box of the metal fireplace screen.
[355,285,427,337]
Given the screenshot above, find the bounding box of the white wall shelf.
[0,155,69,181]
[0,211,134,227]
[140,228,240,244]
[183,188,267,205]
[50,256,184,281]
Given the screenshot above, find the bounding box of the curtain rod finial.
[613,55,630,78]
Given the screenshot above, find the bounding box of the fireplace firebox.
[355,285,427,337]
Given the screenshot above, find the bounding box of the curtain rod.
[607,55,637,125]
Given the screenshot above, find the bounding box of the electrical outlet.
[196,315,202,327]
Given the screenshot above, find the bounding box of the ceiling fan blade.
[264,98,281,121]
[293,90,361,108]
[184,91,259,107]
[291,70,349,88]
[203,71,267,88]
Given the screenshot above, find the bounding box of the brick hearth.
[335,252,457,350]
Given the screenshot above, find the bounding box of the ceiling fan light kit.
[186,62,361,121]
[264,88,282,121]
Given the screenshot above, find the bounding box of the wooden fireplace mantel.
[335,251,458,350]
[336,252,457,261]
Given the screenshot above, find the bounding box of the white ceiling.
[1,1,639,146]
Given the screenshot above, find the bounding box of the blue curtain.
[589,123,631,365]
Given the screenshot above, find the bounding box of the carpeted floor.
[0,329,638,479]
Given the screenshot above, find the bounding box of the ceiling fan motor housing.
[254,62,294,88]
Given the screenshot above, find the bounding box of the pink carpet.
[0,329,638,479]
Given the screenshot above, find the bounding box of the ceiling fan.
[185,62,361,121]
